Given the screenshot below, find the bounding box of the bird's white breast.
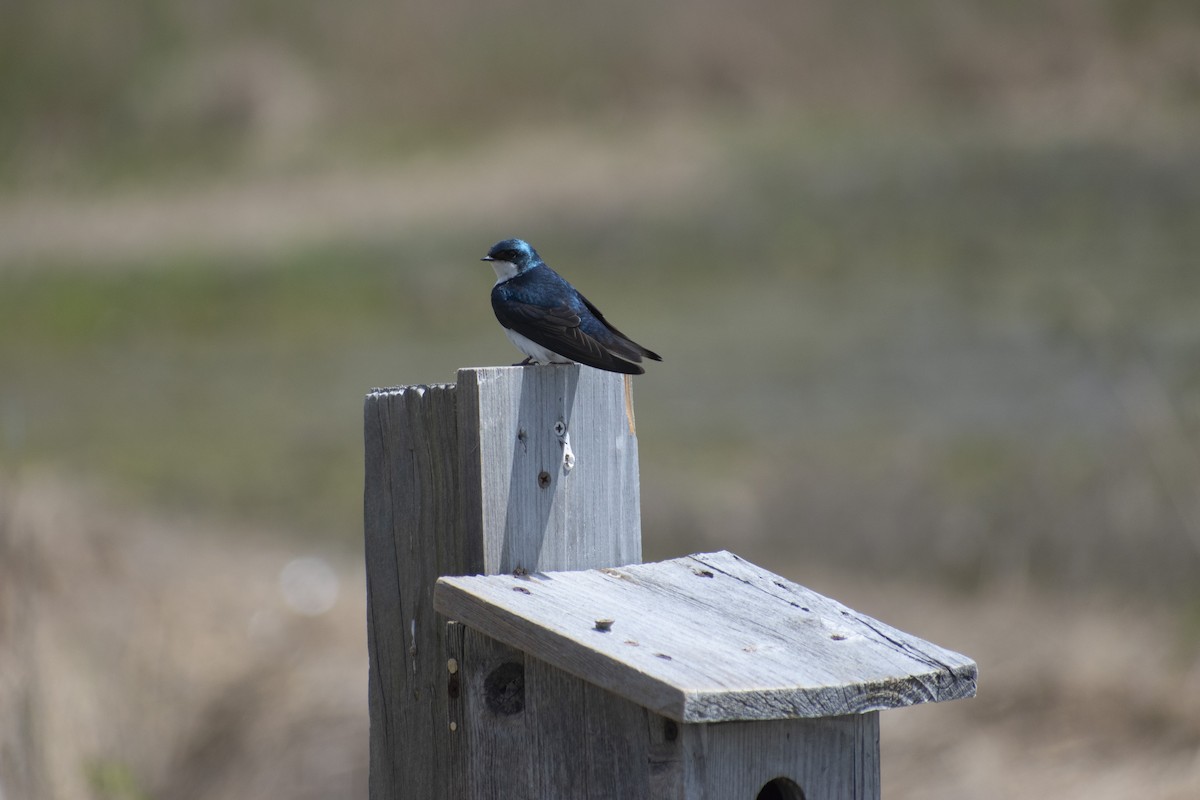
[505,328,573,365]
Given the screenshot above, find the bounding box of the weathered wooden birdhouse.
[365,367,977,800]
[435,551,975,799]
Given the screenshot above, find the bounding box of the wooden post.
[364,365,643,799]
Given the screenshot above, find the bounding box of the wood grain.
[675,713,880,799]
[365,384,463,800]
[457,365,642,574]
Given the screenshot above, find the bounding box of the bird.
[481,238,662,375]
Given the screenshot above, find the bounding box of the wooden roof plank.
[434,551,977,723]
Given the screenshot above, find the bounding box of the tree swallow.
[481,238,662,375]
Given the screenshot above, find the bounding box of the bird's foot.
[514,357,535,366]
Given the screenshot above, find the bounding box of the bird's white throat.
[489,259,520,285]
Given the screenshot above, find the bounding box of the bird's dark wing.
[492,295,647,374]
[576,292,663,363]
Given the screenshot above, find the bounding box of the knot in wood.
[483,661,525,716]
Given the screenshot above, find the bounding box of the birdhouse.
[364,367,977,800]
[434,550,976,799]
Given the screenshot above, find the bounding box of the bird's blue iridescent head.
[481,238,541,272]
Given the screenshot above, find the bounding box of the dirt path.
[0,124,715,270]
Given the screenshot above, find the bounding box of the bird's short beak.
[480,256,494,262]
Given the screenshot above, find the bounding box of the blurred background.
[2,0,1200,797]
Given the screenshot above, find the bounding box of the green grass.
[1,241,498,535]
[3,129,1200,594]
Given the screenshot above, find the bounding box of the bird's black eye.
[498,249,516,261]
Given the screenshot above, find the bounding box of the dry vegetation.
[3,1,1200,797]
[4,473,1199,799]
[0,475,367,800]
